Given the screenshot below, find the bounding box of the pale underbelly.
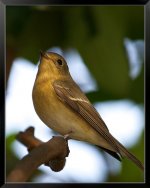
[32,86,115,152]
[36,97,115,151]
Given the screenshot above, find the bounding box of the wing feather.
[53,80,120,153]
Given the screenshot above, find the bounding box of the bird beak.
[40,50,49,59]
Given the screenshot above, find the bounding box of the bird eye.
[56,59,63,66]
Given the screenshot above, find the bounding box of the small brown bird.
[32,51,144,171]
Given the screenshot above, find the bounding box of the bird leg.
[63,130,73,141]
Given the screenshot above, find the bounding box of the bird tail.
[115,138,144,171]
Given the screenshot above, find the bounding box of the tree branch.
[6,126,70,182]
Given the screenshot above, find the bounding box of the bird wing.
[53,80,120,154]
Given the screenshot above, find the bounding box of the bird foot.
[63,130,73,140]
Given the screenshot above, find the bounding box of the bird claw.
[63,130,73,141]
[64,134,70,140]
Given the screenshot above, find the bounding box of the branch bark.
[6,127,70,182]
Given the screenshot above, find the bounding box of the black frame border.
[0,0,149,187]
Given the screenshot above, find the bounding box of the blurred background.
[6,6,144,183]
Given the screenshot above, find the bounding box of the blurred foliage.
[107,131,144,182]
[6,133,18,175]
[6,6,144,103]
[6,6,144,182]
